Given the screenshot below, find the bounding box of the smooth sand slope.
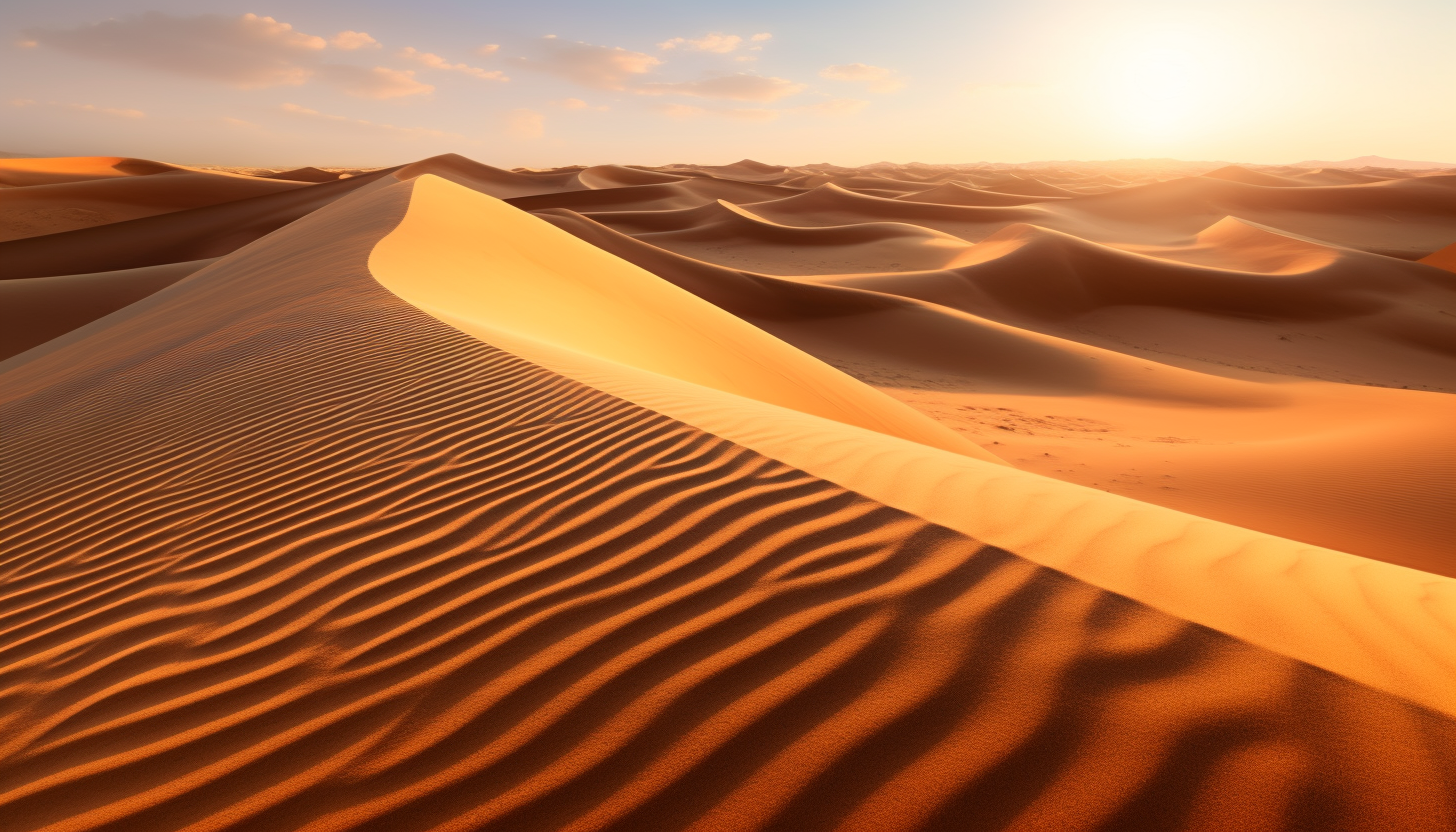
[1,154,1453,831]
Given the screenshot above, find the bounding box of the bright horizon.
[2,0,1452,168]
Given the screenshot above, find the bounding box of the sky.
[1,0,1452,167]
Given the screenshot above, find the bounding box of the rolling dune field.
[1,154,1454,832]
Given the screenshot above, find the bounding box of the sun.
[1089,21,1256,143]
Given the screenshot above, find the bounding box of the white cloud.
[819,63,905,93]
[658,33,742,53]
[398,47,508,81]
[751,33,773,42]
[10,98,37,107]
[26,12,326,88]
[475,44,501,56]
[515,36,660,90]
[330,31,379,50]
[637,74,806,102]
[280,102,456,137]
[315,65,434,99]
[507,108,545,138]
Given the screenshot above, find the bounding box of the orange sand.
[0,153,1452,831]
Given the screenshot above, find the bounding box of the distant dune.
[1,153,1453,832]
[1290,155,1456,170]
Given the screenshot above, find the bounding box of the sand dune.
[0,258,216,361]
[0,159,310,242]
[0,155,183,186]
[1046,174,1456,257]
[508,178,802,213]
[264,166,346,183]
[0,167,398,279]
[897,181,1068,206]
[979,175,1081,198]
[1,153,1453,831]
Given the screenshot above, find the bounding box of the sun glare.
[1089,20,1258,143]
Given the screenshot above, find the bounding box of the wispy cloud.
[330,31,379,50]
[515,36,660,90]
[656,103,779,121]
[507,108,545,138]
[399,47,508,81]
[819,63,905,93]
[554,98,609,111]
[66,103,146,119]
[10,98,145,119]
[800,98,870,116]
[637,74,806,102]
[280,102,456,137]
[314,65,434,99]
[25,13,326,88]
[657,33,742,53]
[24,12,436,100]
[655,97,866,121]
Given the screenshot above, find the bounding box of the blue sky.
[2,0,1452,166]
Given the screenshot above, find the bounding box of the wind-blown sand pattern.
[1,154,1453,831]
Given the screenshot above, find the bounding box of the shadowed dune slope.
[0,167,397,279]
[1048,174,1456,257]
[0,171,310,241]
[580,200,981,276]
[2,171,1453,832]
[508,178,802,213]
[0,258,216,361]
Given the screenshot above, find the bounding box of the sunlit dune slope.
[369,175,997,462]
[532,208,1456,572]
[0,155,183,186]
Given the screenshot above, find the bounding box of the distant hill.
[0,151,42,159]
[1290,155,1456,170]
